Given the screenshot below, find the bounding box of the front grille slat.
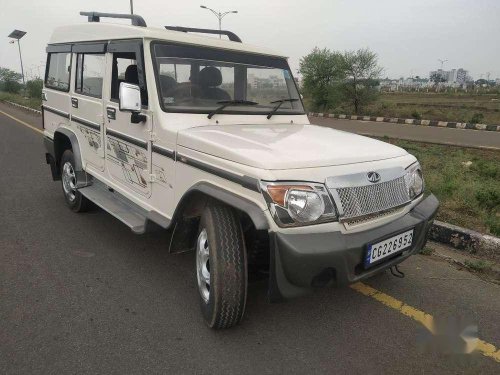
[334,176,410,220]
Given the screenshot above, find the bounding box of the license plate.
[365,229,414,267]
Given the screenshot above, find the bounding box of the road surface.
[0,103,499,374]
[310,116,500,150]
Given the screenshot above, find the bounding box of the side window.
[75,53,105,98]
[45,53,71,91]
[111,52,148,106]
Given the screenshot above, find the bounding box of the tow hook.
[390,265,405,278]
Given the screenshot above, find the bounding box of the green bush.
[26,79,43,99]
[411,110,422,120]
[469,112,484,124]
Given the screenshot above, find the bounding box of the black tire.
[60,149,91,213]
[196,202,247,329]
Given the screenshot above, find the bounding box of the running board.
[78,181,149,234]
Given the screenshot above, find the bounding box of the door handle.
[71,97,78,108]
[106,107,116,120]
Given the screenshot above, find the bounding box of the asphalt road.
[310,116,500,150]
[1,102,499,374]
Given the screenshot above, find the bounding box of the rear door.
[42,45,72,136]
[103,40,152,198]
[70,43,107,171]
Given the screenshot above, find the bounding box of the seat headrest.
[125,65,139,84]
[159,75,177,95]
[199,66,222,87]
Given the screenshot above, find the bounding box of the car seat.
[198,66,231,101]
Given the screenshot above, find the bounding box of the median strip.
[309,112,500,132]
[350,282,500,363]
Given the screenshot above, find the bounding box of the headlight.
[261,182,337,227]
[405,163,424,199]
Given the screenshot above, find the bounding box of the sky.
[1,0,499,81]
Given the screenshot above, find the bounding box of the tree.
[0,67,23,94]
[339,49,382,114]
[430,72,446,85]
[299,48,344,111]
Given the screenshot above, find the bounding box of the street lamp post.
[200,5,238,38]
[438,59,448,70]
[8,29,27,85]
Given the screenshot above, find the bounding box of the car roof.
[48,23,287,58]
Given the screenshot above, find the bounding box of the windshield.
[152,43,304,115]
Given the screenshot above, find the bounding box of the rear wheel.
[60,149,90,212]
[196,202,247,329]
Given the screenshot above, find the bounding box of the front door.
[103,41,152,198]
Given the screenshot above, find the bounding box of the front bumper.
[268,194,439,301]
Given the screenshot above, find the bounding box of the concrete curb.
[429,220,500,263]
[1,100,41,115]
[309,112,500,132]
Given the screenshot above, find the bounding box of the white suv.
[43,11,439,329]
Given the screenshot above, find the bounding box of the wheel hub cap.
[62,162,76,202]
[196,229,210,303]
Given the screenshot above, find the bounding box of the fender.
[52,127,92,188]
[168,182,270,253]
[183,182,269,230]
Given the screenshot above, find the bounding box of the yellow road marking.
[0,109,44,135]
[2,106,499,363]
[350,282,500,363]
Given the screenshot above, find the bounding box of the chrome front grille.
[334,176,410,220]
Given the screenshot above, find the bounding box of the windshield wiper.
[207,100,259,119]
[266,98,299,119]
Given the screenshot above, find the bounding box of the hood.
[177,124,408,170]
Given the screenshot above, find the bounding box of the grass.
[312,92,500,125]
[371,92,500,124]
[383,138,500,236]
[464,259,493,272]
[420,247,434,255]
[0,91,41,111]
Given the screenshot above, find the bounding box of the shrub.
[469,112,484,124]
[411,110,422,120]
[26,79,43,99]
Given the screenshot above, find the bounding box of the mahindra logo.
[367,171,381,183]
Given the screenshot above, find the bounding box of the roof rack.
[80,11,147,27]
[164,26,242,43]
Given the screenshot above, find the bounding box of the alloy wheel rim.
[196,229,210,303]
[62,162,77,202]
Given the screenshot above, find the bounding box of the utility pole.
[8,29,27,85]
[200,5,238,38]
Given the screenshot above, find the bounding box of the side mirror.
[119,82,146,123]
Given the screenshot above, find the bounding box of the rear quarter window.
[45,53,71,91]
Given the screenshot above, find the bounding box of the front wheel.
[196,202,247,329]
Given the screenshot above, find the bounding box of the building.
[429,68,470,86]
[456,68,468,84]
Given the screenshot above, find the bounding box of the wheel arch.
[167,182,269,254]
[174,182,269,230]
[53,128,83,171]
